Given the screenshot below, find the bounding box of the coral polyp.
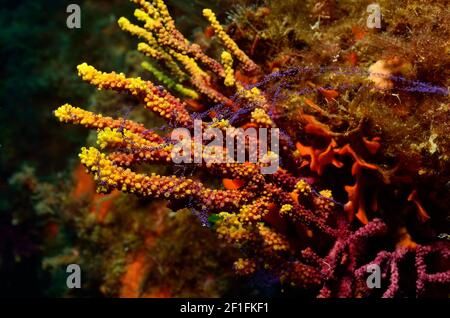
[53,0,449,298]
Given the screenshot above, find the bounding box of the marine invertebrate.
[54,0,449,298]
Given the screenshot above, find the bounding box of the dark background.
[0,0,237,297]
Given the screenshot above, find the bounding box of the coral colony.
[171,119,280,174]
[54,0,449,297]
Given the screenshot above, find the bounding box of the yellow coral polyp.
[319,189,333,199]
[317,189,335,210]
[296,179,312,195]
[79,147,105,171]
[209,117,230,129]
[280,204,293,214]
[236,83,266,105]
[54,104,81,123]
[97,128,125,149]
[251,108,273,127]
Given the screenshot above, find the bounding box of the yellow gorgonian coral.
[203,8,259,72]
[221,51,235,87]
[251,108,274,127]
[79,146,201,198]
[77,63,192,125]
[54,104,153,135]
[134,7,158,28]
[97,127,169,152]
[118,16,156,45]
